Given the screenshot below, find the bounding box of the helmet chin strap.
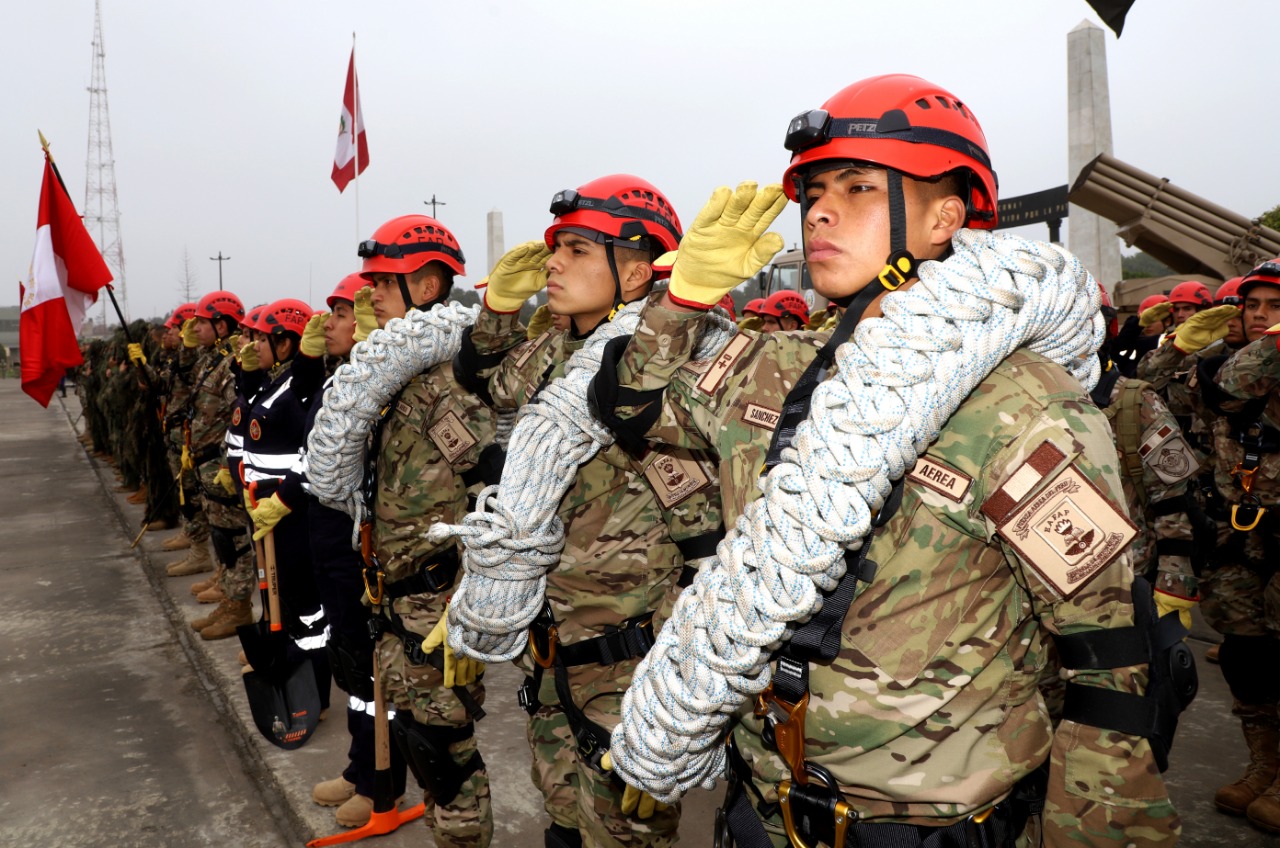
[268,335,294,365]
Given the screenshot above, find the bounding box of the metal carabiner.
[528,624,559,669]
[778,762,853,848]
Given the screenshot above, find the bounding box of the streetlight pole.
[424,195,447,218]
[210,251,230,291]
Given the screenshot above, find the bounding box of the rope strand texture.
[608,230,1105,802]
[304,302,480,540]
[430,303,737,663]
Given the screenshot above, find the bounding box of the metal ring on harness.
[778,761,853,848]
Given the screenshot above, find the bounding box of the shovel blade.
[241,659,322,750]
[237,620,290,677]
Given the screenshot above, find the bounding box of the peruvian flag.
[21,157,112,407]
[331,48,369,193]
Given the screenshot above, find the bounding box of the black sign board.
[996,185,1069,229]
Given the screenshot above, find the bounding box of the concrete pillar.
[1067,19,1123,291]
[487,208,504,274]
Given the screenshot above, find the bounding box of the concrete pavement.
[1,377,1275,846]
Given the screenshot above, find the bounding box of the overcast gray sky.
[4,1,1275,322]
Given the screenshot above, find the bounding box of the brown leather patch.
[427,410,478,464]
[643,452,710,510]
[907,456,972,502]
[696,334,751,396]
[995,463,1137,598]
[741,403,781,431]
[1141,430,1198,485]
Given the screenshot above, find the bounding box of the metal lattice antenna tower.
[84,0,128,324]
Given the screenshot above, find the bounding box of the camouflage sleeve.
[1135,338,1185,385]
[611,296,717,452]
[1139,388,1199,599]
[469,303,525,356]
[1214,333,1280,427]
[977,399,1179,845]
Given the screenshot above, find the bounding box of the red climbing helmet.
[544,174,683,256]
[259,298,312,337]
[782,74,998,229]
[358,215,466,279]
[165,303,197,329]
[195,291,246,325]
[327,272,367,309]
[1167,281,1212,308]
[760,290,810,325]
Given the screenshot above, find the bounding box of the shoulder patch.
[248,419,261,441]
[989,461,1137,598]
[396,400,412,417]
[907,456,972,502]
[231,407,242,426]
[428,410,478,464]
[514,331,553,370]
[980,441,1067,524]
[643,451,710,510]
[697,334,751,396]
[1139,425,1198,485]
[741,402,781,431]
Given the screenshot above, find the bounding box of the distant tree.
[1121,252,1174,280]
[1259,204,1280,232]
[177,248,199,302]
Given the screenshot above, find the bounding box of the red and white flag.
[331,48,369,193]
[21,157,112,407]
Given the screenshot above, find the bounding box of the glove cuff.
[483,291,525,315]
[664,289,718,312]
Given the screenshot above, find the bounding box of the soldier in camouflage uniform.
[459,175,725,848]
[179,292,256,641]
[1178,261,1280,831]
[153,303,211,554]
[597,75,1179,846]
[357,215,503,848]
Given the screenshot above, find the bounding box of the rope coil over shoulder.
[305,302,481,541]
[429,303,737,663]
[608,229,1106,803]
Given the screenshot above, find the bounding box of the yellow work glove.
[181,317,200,348]
[1138,301,1172,328]
[1154,589,1197,632]
[226,333,241,352]
[1172,304,1241,354]
[600,751,670,820]
[354,286,377,342]
[422,603,484,687]
[301,312,328,358]
[212,466,237,496]
[484,240,552,313]
[126,342,147,367]
[526,304,553,340]
[180,444,194,473]
[666,182,787,310]
[248,493,291,541]
[239,341,259,372]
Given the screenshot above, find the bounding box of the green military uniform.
[608,298,1179,846]
[469,306,725,848]
[371,358,499,848]
[186,340,254,602]
[170,344,211,547]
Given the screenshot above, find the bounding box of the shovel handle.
[264,530,282,632]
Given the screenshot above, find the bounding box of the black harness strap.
[369,607,486,722]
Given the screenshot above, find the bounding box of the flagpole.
[352,32,361,243]
[39,130,134,346]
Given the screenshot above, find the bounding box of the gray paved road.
[1,378,1276,846]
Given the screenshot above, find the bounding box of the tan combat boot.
[161,531,192,552]
[190,565,225,597]
[200,598,253,640]
[1216,714,1280,815]
[126,487,148,505]
[312,776,357,807]
[190,596,228,631]
[167,544,214,577]
[195,584,226,604]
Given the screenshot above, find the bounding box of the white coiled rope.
[607,229,1105,802]
[430,302,737,662]
[305,302,480,538]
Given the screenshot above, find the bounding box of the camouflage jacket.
[469,306,724,718]
[184,342,236,457]
[1102,370,1200,599]
[1136,336,1239,459]
[372,357,503,637]
[607,298,1178,841]
[1207,333,1280,512]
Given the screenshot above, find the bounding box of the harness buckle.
[876,250,917,291]
[755,685,811,784]
[529,623,559,669]
[778,762,853,848]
